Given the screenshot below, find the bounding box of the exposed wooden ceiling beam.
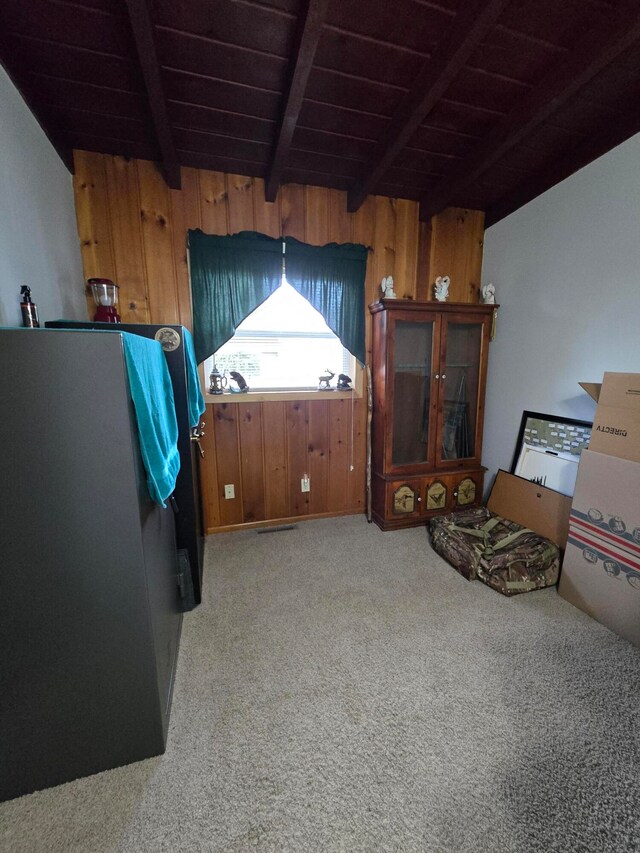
[265,0,330,202]
[419,2,640,221]
[346,0,511,213]
[124,0,181,189]
[485,97,640,227]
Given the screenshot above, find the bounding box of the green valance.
[284,237,367,366]
[188,229,368,367]
[189,229,282,364]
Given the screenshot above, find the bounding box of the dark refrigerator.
[0,328,184,801]
[46,320,206,608]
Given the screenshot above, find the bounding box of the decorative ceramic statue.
[481,282,496,304]
[380,275,397,299]
[434,275,450,301]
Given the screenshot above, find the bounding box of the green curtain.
[189,229,368,367]
[284,237,367,366]
[188,229,283,364]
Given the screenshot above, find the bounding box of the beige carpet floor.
[1,514,639,852]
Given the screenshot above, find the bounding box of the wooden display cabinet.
[369,299,496,530]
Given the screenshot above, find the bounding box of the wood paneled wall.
[72,150,484,531]
[423,208,486,303]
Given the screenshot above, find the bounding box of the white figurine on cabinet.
[380,275,397,299]
[434,275,450,301]
[481,282,496,304]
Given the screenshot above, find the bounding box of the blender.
[88,278,121,323]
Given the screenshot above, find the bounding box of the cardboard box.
[582,373,640,463]
[488,470,572,548]
[578,381,601,402]
[558,449,640,648]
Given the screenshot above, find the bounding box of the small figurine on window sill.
[337,374,352,391]
[209,365,228,395]
[318,368,335,390]
[229,370,249,392]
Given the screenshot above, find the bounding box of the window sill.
[204,388,361,404]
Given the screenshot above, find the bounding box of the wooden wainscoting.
[72,150,485,531]
[198,398,363,532]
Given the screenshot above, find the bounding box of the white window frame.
[201,279,363,401]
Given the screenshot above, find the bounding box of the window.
[204,277,354,392]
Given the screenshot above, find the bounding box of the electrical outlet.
[301,474,310,493]
[224,484,235,500]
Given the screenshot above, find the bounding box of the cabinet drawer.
[385,480,423,520]
[384,475,453,520]
[421,474,478,515]
[375,469,485,530]
[451,471,484,510]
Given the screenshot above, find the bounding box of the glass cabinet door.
[391,319,435,467]
[439,317,486,463]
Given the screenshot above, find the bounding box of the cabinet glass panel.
[392,320,434,465]
[441,322,482,460]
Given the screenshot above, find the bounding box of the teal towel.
[121,333,180,507]
[182,328,206,427]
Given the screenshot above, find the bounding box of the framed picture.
[510,411,592,497]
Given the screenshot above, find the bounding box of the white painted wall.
[0,66,85,326]
[481,133,640,489]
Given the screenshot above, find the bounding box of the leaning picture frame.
[510,411,592,497]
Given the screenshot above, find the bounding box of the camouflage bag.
[429,507,560,596]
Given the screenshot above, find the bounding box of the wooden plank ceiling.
[2,0,640,225]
